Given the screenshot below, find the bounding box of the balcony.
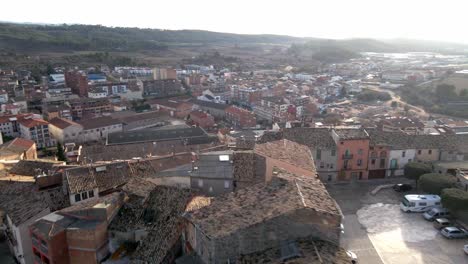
[342,154,354,160]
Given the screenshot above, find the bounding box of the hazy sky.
[3,0,468,43]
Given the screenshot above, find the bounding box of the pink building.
[332,129,370,181]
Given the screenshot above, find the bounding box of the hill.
[0,23,306,52]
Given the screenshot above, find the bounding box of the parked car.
[423,208,450,221]
[393,183,412,192]
[346,250,357,263]
[441,227,468,239]
[433,218,452,230]
[464,244,468,255]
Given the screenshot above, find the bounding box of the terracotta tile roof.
[260,128,337,149]
[255,139,316,172]
[49,117,81,129]
[109,185,197,264]
[18,118,49,128]
[1,138,35,154]
[185,171,340,238]
[0,181,49,225]
[65,162,130,194]
[9,159,64,176]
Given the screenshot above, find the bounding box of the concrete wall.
[79,124,122,142]
[190,209,341,263]
[312,148,338,182]
[67,221,108,264]
[49,124,83,144]
[440,151,464,162]
[387,149,416,177]
[415,148,440,162]
[336,139,370,180]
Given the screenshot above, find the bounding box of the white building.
[387,149,416,177]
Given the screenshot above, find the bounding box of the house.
[69,98,112,119]
[142,79,183,98]
[378,116,424,135]
[254,139,316,180]
[108,180,209,263]
[0,176,71,264]
[42,104,72,120]
[63,162,130,205]
[332,129,370,181]
[0,114,37,138]
[184,171,342,263]
[18,118,54,148]
[48,117,83,143]
[64,70,88,97]
[191,100,229,119]
[148,98,193,118]
[29,192,124,264]
[77,116,123,142]
[0,138,37,160]
[225,106,256,128]
[190,151,234,196]
[188,110,215,129]
[281,128,339,182]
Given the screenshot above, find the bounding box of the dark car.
[393,183,412,192]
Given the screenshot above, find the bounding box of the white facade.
[88,91,108,98]
[387,149,416,176]
[79,123,123,142]
[69,188,99,205]
[48,123,84,144]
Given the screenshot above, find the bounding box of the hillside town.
[1,50,468,264]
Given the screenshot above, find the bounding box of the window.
[402,151,406,157]
[327,175,332,181]
[380,158,385,168]
[331,149,336,156]
[224,181,230,189]
[380,151,386,157]
[320,162,325,169]
[316,149,322,160]
[75,194,81,202]
[371,151,377,158]
[357,159,362,166]
[330,164,334,169]
[419,202,427,206]
[359,172,363,180]
[198,179,203,187]
[428,150,432,155]
[371,159,376,165]
[89,190,94,198]
[418,150,422,155]
[82,192,88,200]
[358,149,363,155]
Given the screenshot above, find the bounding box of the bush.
[404,162,432,185]
[441,188,468,211]
[418,173,456,195]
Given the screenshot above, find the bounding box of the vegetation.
[357,89,391,102]
[404,162,432,186]
[400,83,468,118]
[391,101,398,108]
[441,188,468,212]
[56,142,67,162]
[418,173,456,195]
[0,23,302,52]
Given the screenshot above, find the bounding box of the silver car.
[440,227,468,239]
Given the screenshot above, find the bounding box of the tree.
[56,142,67,162]
[391,101,398,108]
[404,162,432,187]
[418,173,456,195]
[441,188,468,212]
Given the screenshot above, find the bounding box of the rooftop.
[185,171,340,238]
[255,139,315,172]
[77,116,122,130]
[49,117,81,129]
[333,128,369,140]
[191,99,230,110]
[9,159,64,176]
[18,118,49,128]
[237,237,351,264]
[0,137,35,154]
[106,127,212,145]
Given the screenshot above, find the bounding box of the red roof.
[49,117,80,129]
[190,110,210,119]
[7,137,35,150]
[18,118,49,128]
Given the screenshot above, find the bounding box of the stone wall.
[197,209,341,263]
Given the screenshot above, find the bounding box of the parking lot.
[327,180,468,264]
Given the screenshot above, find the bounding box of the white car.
[464,244,468,255]
[347,250,357,263]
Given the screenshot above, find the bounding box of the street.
[327,180,468,264]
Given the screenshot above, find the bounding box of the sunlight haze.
[2,0,468,43]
